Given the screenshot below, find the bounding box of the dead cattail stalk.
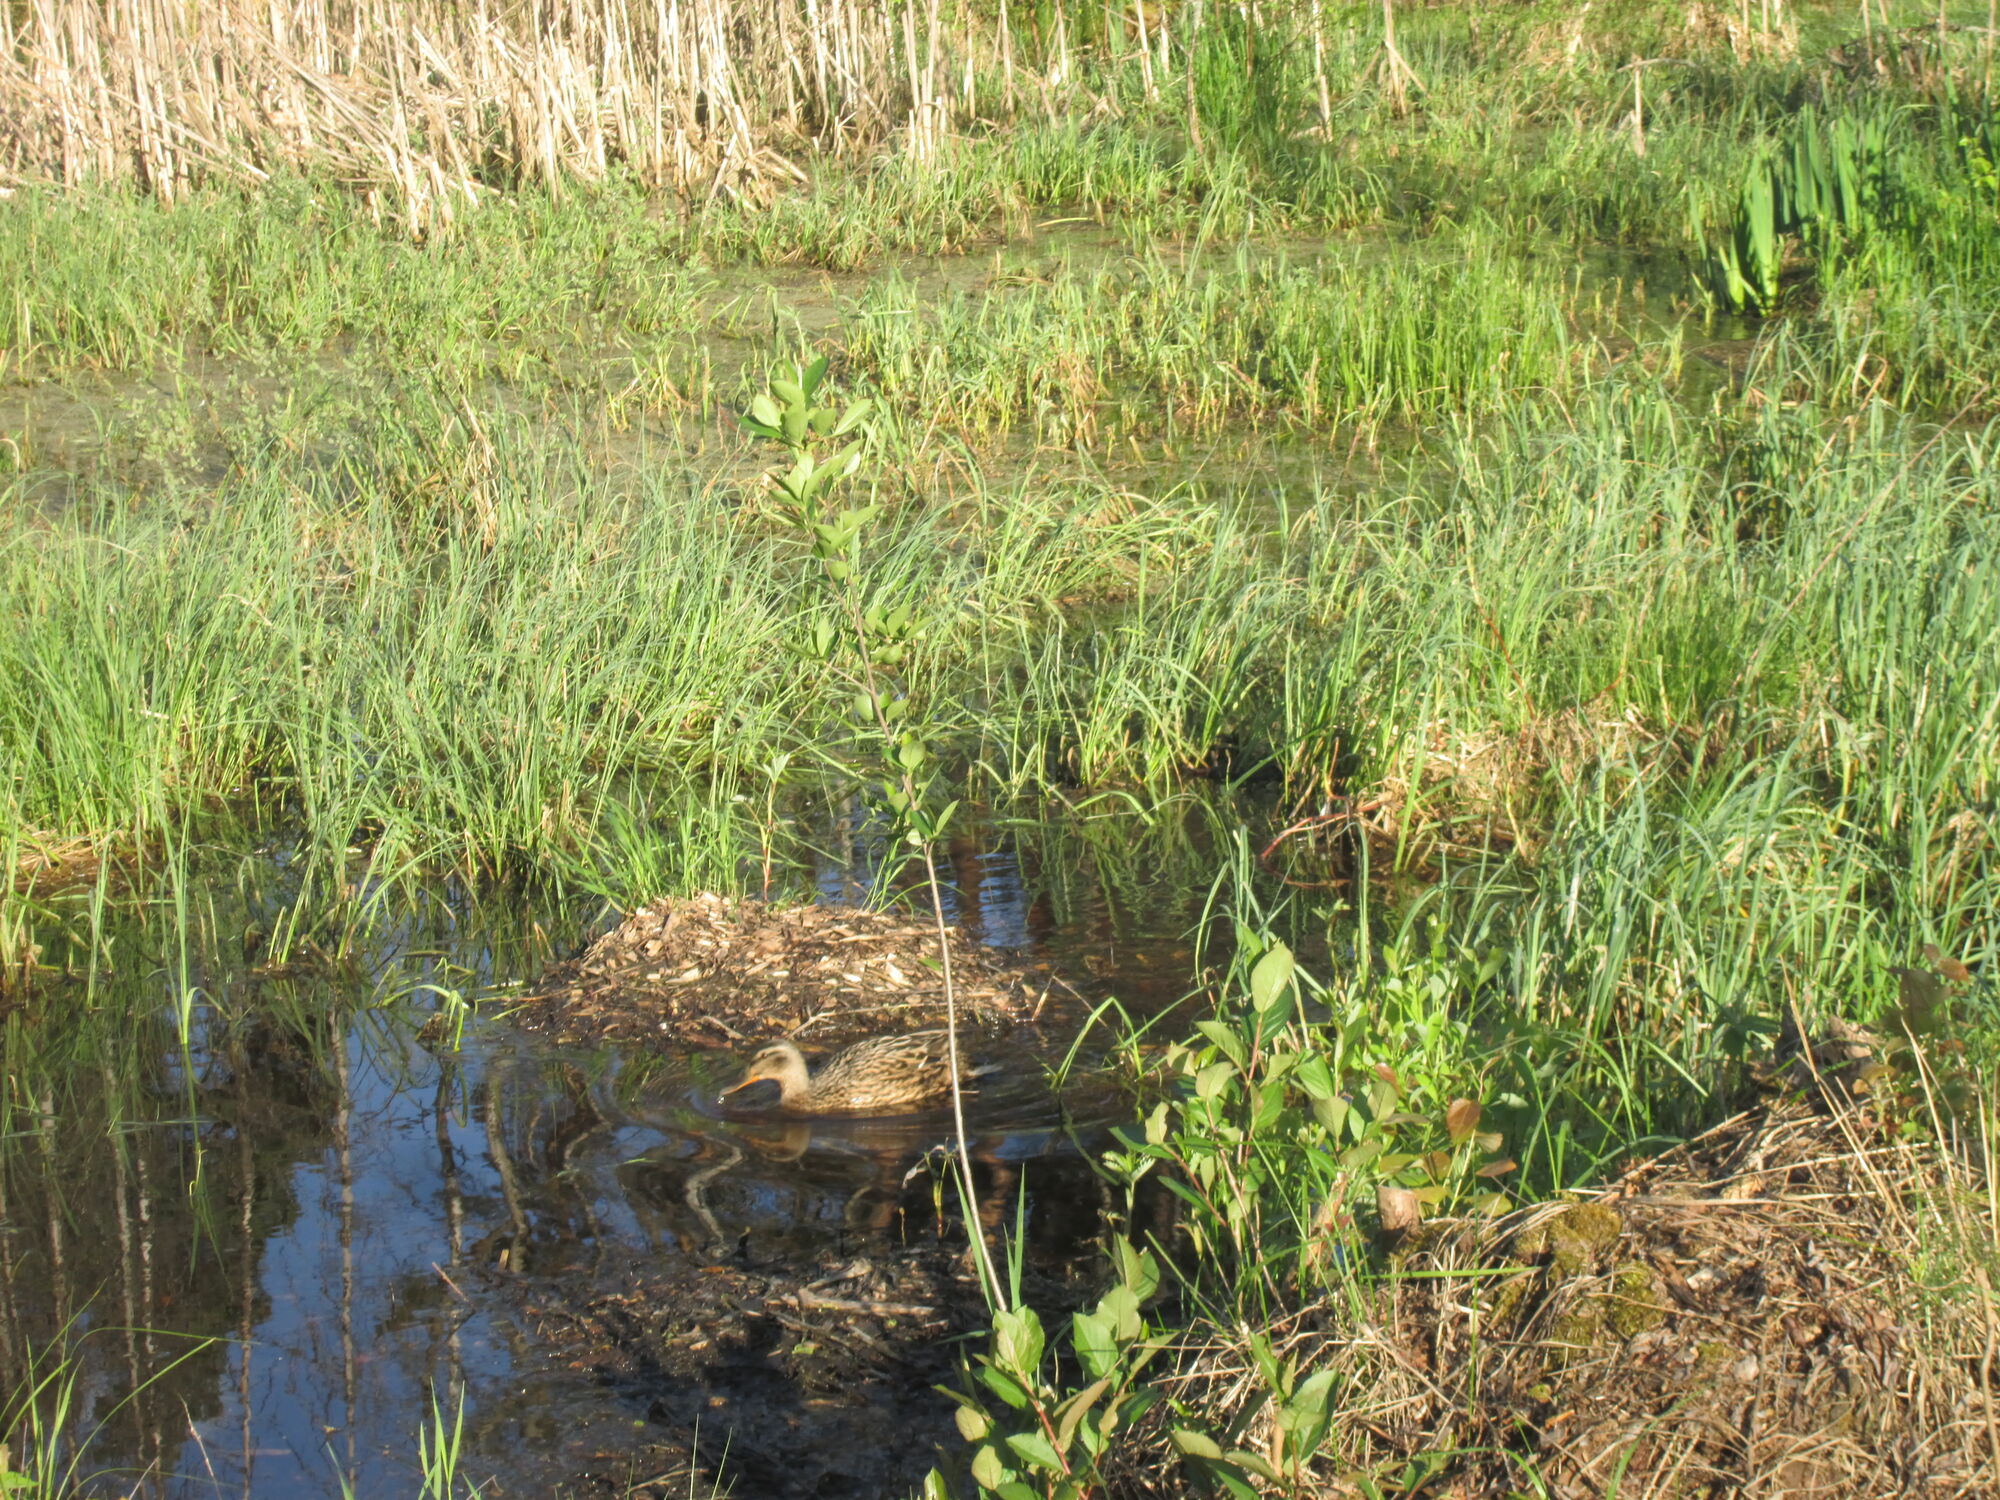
[0,0,1041,229]
[1629,57,1645,157]
[1133,0,1156,98]
[1310,0,1332,133]
[1184,0,1203,151]
[1378,0,1422,116]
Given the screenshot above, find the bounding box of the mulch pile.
[517,892,1067,1051]
[1139,1101,1998,1498]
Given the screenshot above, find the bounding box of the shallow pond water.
[0,804,1284,1498]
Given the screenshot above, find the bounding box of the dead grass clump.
[1516,1,1799,68]
[8,831,102,894]
[1677,2,1800,63]
[1272,705,1693,868]
[1137,1102,1998,1498]
[518,891,1063,1051]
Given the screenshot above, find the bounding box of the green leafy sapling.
[741,356,994,1304]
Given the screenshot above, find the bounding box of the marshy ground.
[3,1,1999,1495]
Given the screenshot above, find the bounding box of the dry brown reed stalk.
[1376,0,1421,116]
[0,0,1102,231]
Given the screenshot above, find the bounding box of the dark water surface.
[0,801,1297,1497]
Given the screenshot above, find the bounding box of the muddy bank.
[1127,1102,1997,1498]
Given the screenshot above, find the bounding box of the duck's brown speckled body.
[720,1030,977,1114]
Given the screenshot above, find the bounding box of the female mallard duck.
[719,1030,982,1115]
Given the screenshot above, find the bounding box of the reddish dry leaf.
[1446,1096,1481,1144]
[1924,943,1974,983]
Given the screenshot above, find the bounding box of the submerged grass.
[841,232,1582,441]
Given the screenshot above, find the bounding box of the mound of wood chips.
[518,892,1064,1051]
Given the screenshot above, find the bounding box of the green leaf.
[1293,1052,1337,1101]
[1112,1238,1159,1300]
[1310,1093,1350,1135]
[1194,1060,1236,1102]
[1340,1138,1383,1171]
[955,1404,991,1442]
[1244,1330,1284,1397]
[1169,1428,1225,1461]
[1003,1431,1064,1473]
[1053,1377,1111,1449]
[993,1306,1045,1377]
[970,1443,1010,1489]
[976,1364,1033,1410]
[1249,942,1295,1012]
[1112,1385,1161,1429]
[1278,1368,1338,1457]
[1193,1018,1248,1068]
[1095,1283,1142,1344]
[750,393,783,430]
[1223,1450,1280,1483]
[1072,1309,1116,1380]
[1252,1074,1289,1133]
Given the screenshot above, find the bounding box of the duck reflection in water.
[720,1104,1075,1236]
[605,1040,1144,1258]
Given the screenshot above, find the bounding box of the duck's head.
[719,1040,811,1104]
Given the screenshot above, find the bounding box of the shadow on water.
[0,795,1301,1498]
